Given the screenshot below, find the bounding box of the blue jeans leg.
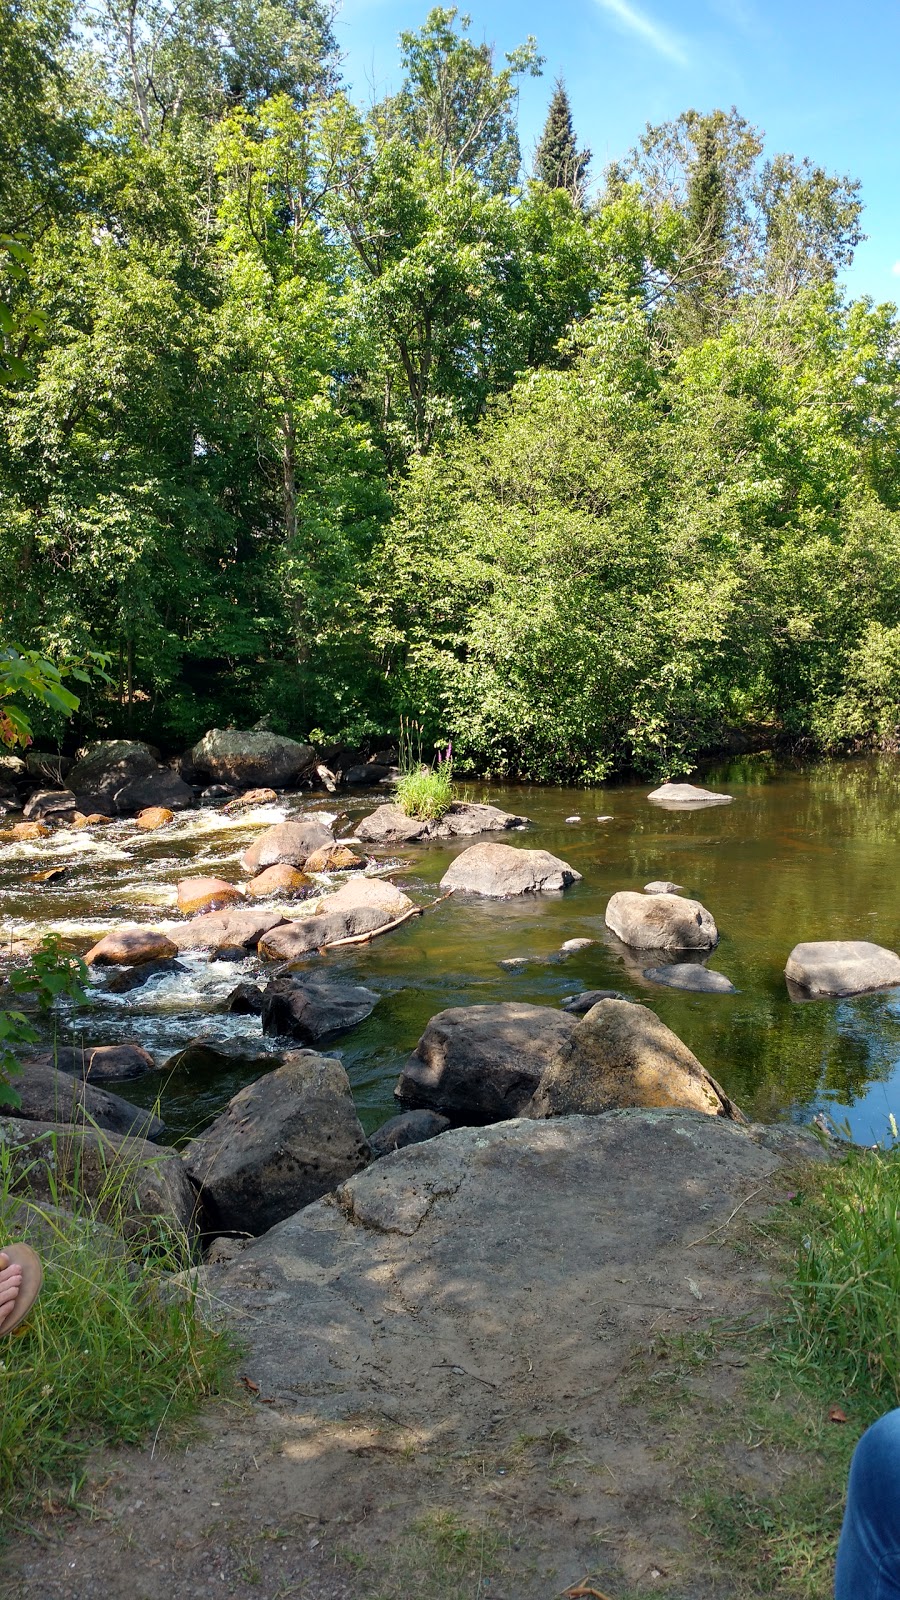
[836,1409,900,1598]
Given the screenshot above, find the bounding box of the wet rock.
[396,1002,577,1124]
[785,940,900,999]
[0,1118,197,1236]
[246,863,311,898]
[4,821,51,841]
[23,788,77,821]
[368,1109,451,1159]
[605,891,718,951]
[202,784,234,800]
[182,1053,370,1235]
[241,818,333,874]
[526,999,744,1121]
[14,1059,164,1141]
[225,981,265,1015]
[27,1041,158,1083]
[104,957,181,993]
[355,800,528,845]
[261,975,379,1042]
[191,729,316,791]
[208,943,247,962]
[562,989,625,1013]
[68,740,160,798]
[560,937,593,953]
[113,767,194,814]
[69,812,113,829]
[646,782,733,808]
[644,880,685,895]
[176,876,244,915]
[135,805,175,831]
[85,926,179,966]
[222,787,278,813]
[169,906,288,953]
[440,842,581,898]
[643,964,736,994]
[257,877,415,960]
[303,843,364,873]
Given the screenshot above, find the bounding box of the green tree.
[534,78,590,204]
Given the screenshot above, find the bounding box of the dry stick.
[321,888,455,952]
[687,1184,768,1248]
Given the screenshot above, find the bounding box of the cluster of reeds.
[395,716,454,821]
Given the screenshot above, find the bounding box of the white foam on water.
[0,833,132,864]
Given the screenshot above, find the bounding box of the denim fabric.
[836,1410,900,1597]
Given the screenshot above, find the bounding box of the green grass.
[0,1137,237,1530]
[395,763,454,820]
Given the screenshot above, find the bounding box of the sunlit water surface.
[4,756,900,1146]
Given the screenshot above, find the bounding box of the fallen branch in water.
[321,888,455,951]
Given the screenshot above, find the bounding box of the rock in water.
[526,999,744,1121]
[785,941,900,999]
[14,1059,164,1141]
[644,880,685,895]
[355,801,529,844]
[396,1003,577,1123]
[67,740,159,798]
[182,1053,370,1234]
[176,877,244,915]
[368,1109,451,1158]
[440,843,581,897]
[562,989,624,1013]
[258,877,415,960]
[169,906,288,952]
[23,789,77,821]
[261,975,379,1041]
[135,806,175,831]
[222,788,278,812]
[303,843,363,873]
[113,767,194,814]
[85,926,179,965]
[246,863,311,898]
[605,890,718,951]
[25,1041,157,1083]
[643,964,736,994]
[240,818,333,873]
[191,729,316,790]
[646,782,733,808]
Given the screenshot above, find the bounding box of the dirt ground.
[0,1111,825,1600]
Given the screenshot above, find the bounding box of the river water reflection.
[3,755,900,1146]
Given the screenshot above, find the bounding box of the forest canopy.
[2,0,899,778]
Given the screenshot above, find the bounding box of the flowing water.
[4,755,900,1146]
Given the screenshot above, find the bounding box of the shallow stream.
[4,755,900,1146]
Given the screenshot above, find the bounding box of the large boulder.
[240,818,333,874]
[258,877,415,961]
[260,975,379,1042]
[67,740,159,798]
[24,1041,157,1083]
[355,801,529,846]
[605,891,718,951]
[785,940,900,999]
[191,729,316,791]
[85,926,178,966]
[0,1118,196,1236]
[113,766,194,815]
[23,788,77,821]
[168,906,288,953]
[646,782,733,808]
[181,1053,370,1234]
[176,876,244,915]
[440,843,581,898]
[13,1059,164,1141]
[368,1108,451,1158]
[396,1002,577,1124]
[526,999,743,1121]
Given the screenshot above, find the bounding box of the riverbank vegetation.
[3,0,899,777]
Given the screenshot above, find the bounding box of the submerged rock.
[182,1052,370,1235]
[605,890,718,951]
[526,999,744,1121]
[646,782,732,808]
[785,940,900,999]
[396,1002,577,1124]
[258,877,415,960]
[85,926,179,966]
[643,964,737,994]
[644,880,685,895]
[440,842,581,898]
[261,975,379,1041]
[368,1109,451,1158]
[191,728,316,790]
[241,818,333,874]
[562,989,624,1013]
[104,958,181,993]
[355,800,529,845]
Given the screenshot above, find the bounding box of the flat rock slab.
[643,964,737,994]
[606,890,718,951]
[169,906,288,952]
[440,842,581,897]
[785,940,900,999]
[647,782,733,808]
[396,1002,577,1123]
[261,975,380,1041]
[355,800,528,846]
[258,877,415,961]
[209,1111,824,1415]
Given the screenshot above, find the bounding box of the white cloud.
[594,0,690,65]
[892,261,900,277]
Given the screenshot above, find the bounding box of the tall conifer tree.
[534,78,590,202]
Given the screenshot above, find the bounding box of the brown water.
[4,755,900,1146]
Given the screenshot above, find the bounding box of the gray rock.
[24,1041,157,1083]
[182,1053,370,1235]
[560,937,593,953]
[240,818,333,874]
[23,788,77,820]
[785,940,900,999]
[257,878,415,961]
[261,975,379,1041]
[526,999,744,1121]
[13,1059,165,1141]
[104,958,182,993]
[646,782,733,808]
[355,800,529,846]
[644,880,685,895]
[169,906,289,952]
[191,728,316,790]
[440,842,581,898]
[396,1002,577,1124]
[25,752,72,781]
[85,926,179,966]
[225,981,265,1015]
[605,890,718,951]
[0,1118,196,1237]
[368,1109,451,1159]
[113,766,195,814]
[643,964,737,994]
[67,740,160,798]
[562,989,624,1013]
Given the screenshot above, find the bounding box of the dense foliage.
[1,0,898,776]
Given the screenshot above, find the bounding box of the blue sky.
[335,0,900,307]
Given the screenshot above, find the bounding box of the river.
[3,754,900,1146]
